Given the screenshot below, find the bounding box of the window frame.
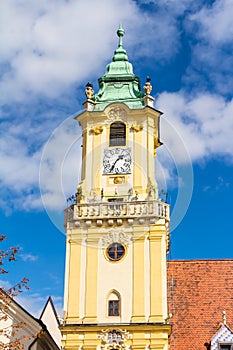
[106,243,125,261]
[219,343,233,350]
[108,299,120,316]
[109,122,126,147]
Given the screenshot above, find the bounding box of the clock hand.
[110,155,124,172]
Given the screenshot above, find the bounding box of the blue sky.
[1,0,233,317]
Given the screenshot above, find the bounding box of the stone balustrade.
[64,200,169,227]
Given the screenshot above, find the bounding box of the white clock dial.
[103,148,131,174]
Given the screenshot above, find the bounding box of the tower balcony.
[64,199,170,228]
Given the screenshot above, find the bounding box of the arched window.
[108,291,120,316]
[109,122,126,146]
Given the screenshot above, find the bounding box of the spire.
[222,310,226,325]
[91,27,146,111]
[113,26,128,62]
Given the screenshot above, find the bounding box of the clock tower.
[61,27,171,350]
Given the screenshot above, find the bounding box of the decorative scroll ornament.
[90,125,104,135]
[100,229,131,248]
[113,176,124,184]
[108,106,127,121]
[98,329,130,350]
[131,124,143,132]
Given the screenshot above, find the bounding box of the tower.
[61,27,171,350]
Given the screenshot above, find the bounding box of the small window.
[219,345,233,350]
[107,243,125,261]
[107,291,121,317]
[108,300,120,316]
[109,122,126,146]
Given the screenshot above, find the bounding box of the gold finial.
[222,310,226,325]
[143,76,152,96]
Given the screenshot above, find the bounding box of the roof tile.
[167,260,233,350]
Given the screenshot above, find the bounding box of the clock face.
[103,148,131,174]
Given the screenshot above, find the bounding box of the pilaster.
[133,127,143,191]
[83,236,98,323]
[131,228,146,323]
[148,222,167,323]
[66,236,82,323]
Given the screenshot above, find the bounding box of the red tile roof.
[167,260,233,350]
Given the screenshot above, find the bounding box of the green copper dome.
[92,27,145,111]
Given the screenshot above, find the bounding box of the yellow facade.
[74,104,162,202]
[61,324,170,350]
[61,29,171,350]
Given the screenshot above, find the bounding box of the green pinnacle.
[92,27,145,111]
[113,26,128,62]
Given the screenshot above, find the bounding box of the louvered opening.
[109,122,126,146]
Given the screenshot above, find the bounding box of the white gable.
[211,324,233,350]
[0,295,41,349]
[40,297,62,348]
[1,292,61,349]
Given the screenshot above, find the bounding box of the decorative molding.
[100,229,131,247]
[131,124,143,132]
[90,125,104,135]
[154,136,161,156]
[65,200,170,228]
[98,329,130,350]
[108,107,127,121]
[113,176,124,184]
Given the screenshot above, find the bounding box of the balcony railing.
[64,200,169,226]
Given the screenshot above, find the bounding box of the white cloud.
[0,279,63,318]
[184,0,233,95]
[0,0,193,104]
[190,0,233,44]
[16,293,63,318]
[0,100,80,213]
[137,0,202,15]
[0,125,42,212]
[40,116,82,212]
[0,0,142,102]
[0,136,40,190]
[19,253,38,262]
[157,91,233,163]
[203,176,230,193]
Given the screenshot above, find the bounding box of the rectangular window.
[219,344,233,350]
[108,300,120,316]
